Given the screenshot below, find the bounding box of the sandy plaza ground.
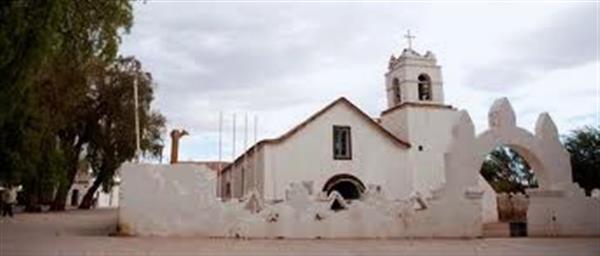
[0,209,598,256]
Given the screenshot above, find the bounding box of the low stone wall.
[118,163,482,238]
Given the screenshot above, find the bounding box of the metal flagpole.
[244,113,248,153]
[231,113,236,198]
[218,111,223,163]
[232,114,236,162]
[243,113,248,197]
[253,115,258,190]
[217,111,223,197]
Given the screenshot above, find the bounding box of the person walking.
[2,185,18,218]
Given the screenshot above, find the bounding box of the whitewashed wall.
[381,106,460,194]
[119,163,221,236]
[528,186,600,236]
[119,163,483,238]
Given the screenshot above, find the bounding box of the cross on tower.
[404,30,415,50]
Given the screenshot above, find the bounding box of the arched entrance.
[442,98,587,237]
[322,174,366,200]
[480,145,539,237]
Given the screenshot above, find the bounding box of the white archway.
[442,98,599,236]
[444,98,572,193]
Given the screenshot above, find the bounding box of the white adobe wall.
[262,102,411,201]
[527,186,600,236]
[119,163,483,238]
[119,163,221,236]
[381,106,460,194]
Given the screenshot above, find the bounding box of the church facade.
[218,47,462,202]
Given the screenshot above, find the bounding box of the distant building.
[67,167,119,208]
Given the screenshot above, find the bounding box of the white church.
[218,45,464,203]
[119,38,599,238]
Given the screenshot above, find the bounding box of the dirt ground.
[1,209,599,256]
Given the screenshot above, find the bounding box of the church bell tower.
[380,32,457,195]
[385,31,444,109]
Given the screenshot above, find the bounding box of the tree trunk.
[23,180,43,212]
[50,151,80,211]
[50,170,76,211]
[78,175,102,209]
[51,137,84,211]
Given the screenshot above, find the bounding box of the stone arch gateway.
[443,97,600,236]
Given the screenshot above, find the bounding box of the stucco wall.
[528,187,600,236]
[119,163,221,236]
[119,163,483,238]
[263,102,411,201]
[381,106,459,194]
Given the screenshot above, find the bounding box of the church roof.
[221,97,411,174]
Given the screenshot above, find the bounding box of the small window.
[418,74,432,101]
[333,126,352,160]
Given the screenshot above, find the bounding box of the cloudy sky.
[120,1,599,163]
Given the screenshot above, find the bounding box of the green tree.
[43,0,133,211]
[79,56,165,209]
[0,1,133,210]
[0,1,63,188]
[564,126,600,195]
[480,146,538,193]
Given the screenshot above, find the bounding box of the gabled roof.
[221,97,410,174]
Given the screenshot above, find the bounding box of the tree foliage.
[480,146,538,193]
[79,56,165,209]
[1,1,62,189]
[0,1,166,211]
[564,126,600,195]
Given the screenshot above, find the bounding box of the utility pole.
[133,77,141,162]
